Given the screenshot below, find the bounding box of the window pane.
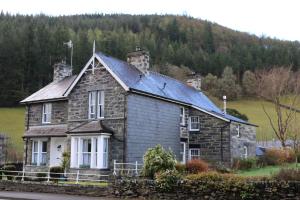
[33,141,38,152]
[103,138,108,168]
[42,141,47,152]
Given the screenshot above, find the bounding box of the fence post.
[135,161,138,176]
[47,168,50,182]
[113,160,116,176]
[76,170,79,184]
[21,168,25,181]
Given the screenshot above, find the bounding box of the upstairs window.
[180,107,185,125]
[89,91,105,119]
[42,103,52,124]
[189,116,200,131]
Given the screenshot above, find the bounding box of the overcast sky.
[1,0,299,41]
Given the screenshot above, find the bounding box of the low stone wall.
[0,180,111,197]
[113,179,300,200]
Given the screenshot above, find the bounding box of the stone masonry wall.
[189,108,231,165]
[230,122,256,160]
[67,63,126,168]
[25,101,68,127]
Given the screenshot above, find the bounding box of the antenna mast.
[63,40,73,70]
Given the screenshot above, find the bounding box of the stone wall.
[189,108,231,165]
[0,181,110,197]
[113,179,300,200]
[230,122,256,160]
[25,101,68,126]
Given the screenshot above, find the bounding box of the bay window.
[32,140,48,166]
[189,116,200,131]
[42,103,52,124]
[89,90,104,119]
[70,135,109,169]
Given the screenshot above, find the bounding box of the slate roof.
[24,124,67,137]
[67,120,113,134]
[96,52,255,126]
[20,75,77,103]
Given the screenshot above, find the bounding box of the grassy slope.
[0,107,24,154]
[237,163,300,177]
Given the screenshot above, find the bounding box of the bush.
[226,108,248,121]
[273,168,300,181]
[36,172,47,182]
[186,159,209,174]
[2,165,16,180]
[175,163,186,174]
[155,169,181,192]
[142,145,177,178]
[50,166,64,182]
[258,148,296,166]
[233,157,257,170]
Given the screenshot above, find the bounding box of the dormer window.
[180,107,185,125]
[42,103,52,124]
[89,91,105,119]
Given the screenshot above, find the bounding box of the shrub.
[36,172,47,182]
[50,166,64,182]
[273,168,300,181]
[259,148,295,166]
[233,157,257,170]
[142,145,176,178]
[226,108,248,121]
[186,159,209,174]
[2,165,16,180]
[175,163,186,174]
[155,169,181,192]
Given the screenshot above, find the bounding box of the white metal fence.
[113,160,143,176]
[0,161,143,184]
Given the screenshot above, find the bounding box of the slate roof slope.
[97,52,255,126]
[67,120,114,134]
[23,124,67,137]
[21,75,77,103]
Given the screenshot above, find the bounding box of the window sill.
[189,129,200,132]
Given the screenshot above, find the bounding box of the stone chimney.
[53,61,72,82]
[127,47,150,74]
[186,73,201,91]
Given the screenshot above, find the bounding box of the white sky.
[1,0,299,41]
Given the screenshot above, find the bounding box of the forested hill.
[1,13,300,106]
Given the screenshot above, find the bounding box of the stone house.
[20,49,256,175]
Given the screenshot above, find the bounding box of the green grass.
[236,163,300,177]
[0,107,25,154]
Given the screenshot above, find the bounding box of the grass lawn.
[0,107,25,154]
[236,163,300,177]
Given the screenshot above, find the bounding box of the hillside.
[1,14,300,106]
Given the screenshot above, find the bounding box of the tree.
[202,73,219,96]
[256,67,300,147]
[217,66,241,100]
[242,70,257,97]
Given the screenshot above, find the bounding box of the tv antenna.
[63,40,73,70]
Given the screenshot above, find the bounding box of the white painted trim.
[189,116,200,131]
[95,54,130,91]
[180,142,186,164]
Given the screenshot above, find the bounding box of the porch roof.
[67,120,114,134]
[24,124,67,138]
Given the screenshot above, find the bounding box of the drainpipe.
[123,92,128,163]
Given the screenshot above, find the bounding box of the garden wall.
[113,179,300,200]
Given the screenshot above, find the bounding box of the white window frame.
[180,107,185,125]
[237,124,241,137]
[31,139,47,166]
[70,135,109,169]
[42,103,52,124]
[89,90,105,119]
[180,142,186,164]
[189,116,200,131]
[243,145,248,158]
[189,148,201,160]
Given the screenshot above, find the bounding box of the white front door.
[50,137,67,167]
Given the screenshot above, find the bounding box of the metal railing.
[113,160,143,176]
[0,169,109,184]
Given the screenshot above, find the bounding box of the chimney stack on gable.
[186,73,201,91]
[53,61,72,82]
[127,47,150,75]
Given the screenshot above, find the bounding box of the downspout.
[123,92,128,163]
[24,138,28,165]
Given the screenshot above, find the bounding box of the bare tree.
[256,67,300,147]
[288,115,300,165]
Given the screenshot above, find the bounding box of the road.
[0,191,119,200]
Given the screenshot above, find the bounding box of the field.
[0,98,294,153]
